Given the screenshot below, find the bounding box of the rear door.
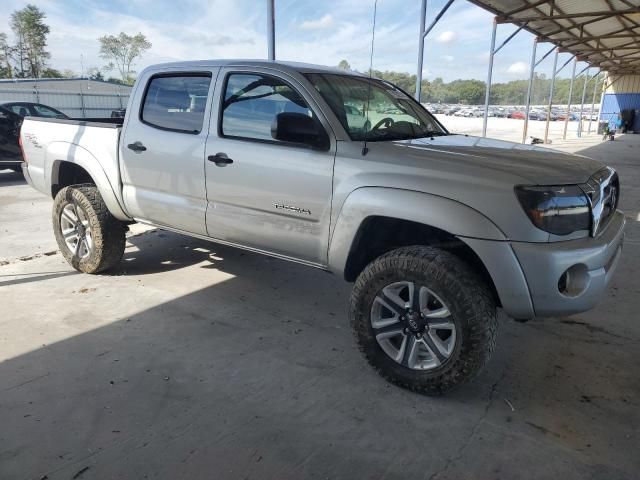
[120,68,218,235]
[204,67,336,265]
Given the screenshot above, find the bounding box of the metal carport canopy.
[467,0,640,75]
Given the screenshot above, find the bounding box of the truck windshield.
[305,73,447,142]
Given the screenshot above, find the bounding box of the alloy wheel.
[60,201,93,259]
[370,281,456,370]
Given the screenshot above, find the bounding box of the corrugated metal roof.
[468,0,640,75]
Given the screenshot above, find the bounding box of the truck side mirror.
[271,112,329,150]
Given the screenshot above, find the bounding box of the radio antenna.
[362,0,378,156]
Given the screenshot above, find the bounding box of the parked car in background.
[454,109,472,117]
[509,110,525,119]
[556,112,578,121]
[0,102,68,174]
[1,102,68,119]
[528,110,546,121]
[0,106,23,172]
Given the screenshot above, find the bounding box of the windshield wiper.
[419,130,448,137]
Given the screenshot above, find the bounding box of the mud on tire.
[350,246,498,395]
[52,184,126,274]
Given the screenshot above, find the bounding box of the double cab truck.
[20,60,625,394]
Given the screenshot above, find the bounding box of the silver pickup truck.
[20,60,625,395]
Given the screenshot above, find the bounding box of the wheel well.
[51,161,94,197]
[343,216,501,307]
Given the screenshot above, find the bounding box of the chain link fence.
[0,88,130,118]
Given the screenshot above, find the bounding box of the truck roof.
[142,59,366,77]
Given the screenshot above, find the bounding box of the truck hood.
[394,134,603,185]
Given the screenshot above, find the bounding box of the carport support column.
[578,69,589,137]
[543,48,558,144]
[563,57,577,140]
[415,0,427,102]
[267,0,275,60]
[482,17,498,137]
[588,71,600,134]
[415,0,453,102]
[598,73,607,132]
[522,38,538,144]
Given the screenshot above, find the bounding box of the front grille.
[580,167,619,237]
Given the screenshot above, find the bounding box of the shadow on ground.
[0,137,639,479]
[0,170,26,188]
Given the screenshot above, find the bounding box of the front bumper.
[511,210,625,317]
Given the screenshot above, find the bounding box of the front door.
[204,68,335,265]
[120,69,217,235]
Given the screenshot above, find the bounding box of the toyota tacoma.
[19,60,625,394]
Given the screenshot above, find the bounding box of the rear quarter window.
[141,74,212,133]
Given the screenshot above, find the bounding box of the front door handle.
[127,141,147,153]
[208,153,233,167]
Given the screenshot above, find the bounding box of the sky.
[0,0,591,83]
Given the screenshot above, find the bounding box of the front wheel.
[53,185,126,273]
[350,246,498,395]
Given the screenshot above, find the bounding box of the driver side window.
[221,73,312,142]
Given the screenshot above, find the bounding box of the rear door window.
[141,74,212,133]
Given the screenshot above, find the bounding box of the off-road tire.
[53,184,126,273]
[350,246,498,395]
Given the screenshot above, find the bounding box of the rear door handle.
[208,153,233,166]
[127,141,147,153]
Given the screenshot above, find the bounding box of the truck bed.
[20,116,126,218]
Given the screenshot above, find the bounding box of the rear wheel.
[350,246,498,395]
[53,185,126,273]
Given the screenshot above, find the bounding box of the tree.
[41,67,63,78]
[10,4,50,78]
[337,59,351,70]
[87,67,104,81]
[99,32,151,84]
[0,33,13,78]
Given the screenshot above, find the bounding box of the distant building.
[0,78,132,95]
[0,78,132,118]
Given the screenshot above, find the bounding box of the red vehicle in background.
[509,110,526,119]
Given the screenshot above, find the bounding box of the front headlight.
[515,185,591,235]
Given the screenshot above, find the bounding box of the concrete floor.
[435,114,601,144]
[0,133,639,480]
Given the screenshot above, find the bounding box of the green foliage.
[87,67,104,81]
[370,69,421,95]
[99,32,151,84]
[0,32,12,78]
[10,4,50,78]
[41,67,63,78]
[337,59,351,70]
[339,60,601,106]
